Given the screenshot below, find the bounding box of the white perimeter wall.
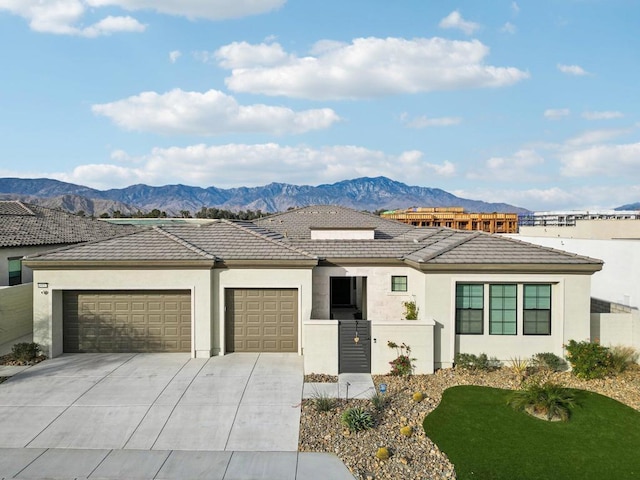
[513,235,638,308]
[0,284,33,347]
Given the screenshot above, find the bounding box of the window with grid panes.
[489,284,517,335]
[391,276,408,292]
[8,258,21,286]
[456,284,484,334]
[523,284,551,335]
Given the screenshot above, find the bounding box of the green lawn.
[423,385,640,480]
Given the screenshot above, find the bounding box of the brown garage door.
[225,288,298,353]
[63,290,191,353]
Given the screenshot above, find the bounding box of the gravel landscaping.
[299,366,640,480]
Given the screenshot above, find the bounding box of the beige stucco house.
[24,205,603,375]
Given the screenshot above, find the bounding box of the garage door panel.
[225,288,298,353]
[63,290,191,353]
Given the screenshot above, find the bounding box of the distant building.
[381,207,519,234]
[518,210,640,240]
[519,210,640,227]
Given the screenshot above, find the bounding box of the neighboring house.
[24,205,602,375]
[0,200,134,286]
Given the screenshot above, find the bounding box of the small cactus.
[376,447,390,460]
[400,425,413,437]
[412,391,424,402]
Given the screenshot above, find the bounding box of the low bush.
[11,342,41,363]
[341,407,374,432]
[369,392,389,411]
[310,390,337,412]
[609,345,639,374]
[565,340,612,379]
[531,352,566,372]
[387,341,415,376]
[454,353,500,371]
[508,380,578,421]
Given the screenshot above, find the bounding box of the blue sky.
[0,0,638,211]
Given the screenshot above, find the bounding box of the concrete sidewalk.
[302,373,376,400]
[0,448,353,479]
[0,353,355,479]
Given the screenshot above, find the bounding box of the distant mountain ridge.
[0,176,529,216]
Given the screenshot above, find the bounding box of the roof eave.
[23,259,217,269]
[407,261,603,274]
[217,259,318,268]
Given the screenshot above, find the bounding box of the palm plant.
[508,381,578,422]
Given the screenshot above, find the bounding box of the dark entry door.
[331,277,353,306]
[338,319,371,373]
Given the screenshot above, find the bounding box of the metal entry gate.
[338,319,371,373]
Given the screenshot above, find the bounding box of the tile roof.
[28,228,213,261]
[23,204,603,268]
[0,201,135,248]
[254,205,413,239]
[28,220,316,263]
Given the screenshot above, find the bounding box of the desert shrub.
[400,426,413,437]
[341,407,374,432]
[387,341,415,376]
[508,380,578,421]
[609,345,639,374]
[565,340,612,379]
[310,390,336,412]
[402,300,419,320]
[370,392,389,411]
[11,342,41,363]
[375,447,390,460]
[412,391,424,402]
[531,352,566,372]
[454,353,500,371]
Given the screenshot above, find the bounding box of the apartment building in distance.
[380,207,519,234]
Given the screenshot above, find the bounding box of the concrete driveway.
[0,353,355,479]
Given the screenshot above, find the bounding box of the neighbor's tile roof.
[254,205,413,239]
[0,200,134,248]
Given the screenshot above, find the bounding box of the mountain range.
[0,176,530,216]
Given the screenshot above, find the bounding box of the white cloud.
[169,50,181,63]
[216,38,529,100]
[86,0,286,20]
[565,128,630,147]
[81,15,145,37]
[557,63,589,76]
[544,108,570,120]
[501,22,516,34]
[582,111,624,120]
[468,149,545,182]
[92,89,341,135]
[49,143,455,189]
[214,41,291,69]
[0,0,283,36]
[511,2,520,15]
[438,10,480,35]
[453,186,575,210]
[559,142,640,177]
[401,113,462,128]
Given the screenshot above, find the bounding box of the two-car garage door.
[63,288,298,354]
[63,290,191,353]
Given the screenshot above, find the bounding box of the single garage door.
[63,290,191,353]
[225,288,298,353]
